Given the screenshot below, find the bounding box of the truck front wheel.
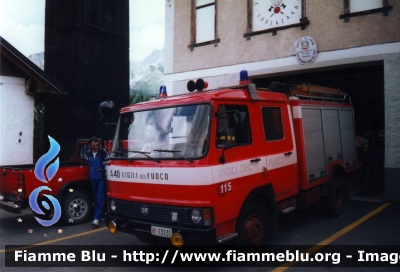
[322,175,349,217]
[235,203,269,245]
[61,190,92,224]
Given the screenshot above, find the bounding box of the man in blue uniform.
[87,136,109,227]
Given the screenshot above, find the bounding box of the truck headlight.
[191,210,202,223]
[191,208,212,226]
[110,200,116,212]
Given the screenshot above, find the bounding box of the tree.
[130,90,151,104]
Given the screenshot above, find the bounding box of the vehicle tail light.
[17,174,25,196]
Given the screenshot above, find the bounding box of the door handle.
[284,152,292,156]
[250,158,261,163]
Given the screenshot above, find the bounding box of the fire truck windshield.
[110,104,211,160]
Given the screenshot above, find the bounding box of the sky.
[0,0,165,62]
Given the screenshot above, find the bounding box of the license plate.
[151,226,172,238]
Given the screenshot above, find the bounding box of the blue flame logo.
[30,136,62,226]
[34,136,60,183]
[29,186,61,227]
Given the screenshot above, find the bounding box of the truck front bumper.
[104,213,216,245]
[0,195,22,214]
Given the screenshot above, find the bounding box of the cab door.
[261,102,298,201]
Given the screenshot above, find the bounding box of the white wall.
[0,76,34,165]
[164,0,175,95]
[165,42,400,95]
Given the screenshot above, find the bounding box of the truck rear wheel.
[235,202,269,245]
[61,190,91,224]
[322,175,349,217]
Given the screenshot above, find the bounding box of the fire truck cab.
[104,71,358,246]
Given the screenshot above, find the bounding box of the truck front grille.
[114,199,192,225]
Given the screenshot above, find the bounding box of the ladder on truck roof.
[267,81,350,103]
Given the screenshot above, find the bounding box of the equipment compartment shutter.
[302,108,326,182]
[340,109,357,168]
[323,109,342,163]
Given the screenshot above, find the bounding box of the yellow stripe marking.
[0,227,107,253]
[272,202,391,272]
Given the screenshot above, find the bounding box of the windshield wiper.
[153,150,193,162]
[112,150,128,158]
[128,150,160,163]
[111,150,160,163]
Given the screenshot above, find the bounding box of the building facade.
[164,0,400,201]
[0,37,64,165]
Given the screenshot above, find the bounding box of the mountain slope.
[130,48,164,97]
[28,52,45,70]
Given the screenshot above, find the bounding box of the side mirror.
[99,101,115,116]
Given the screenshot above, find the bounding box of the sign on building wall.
[294,36,318,65]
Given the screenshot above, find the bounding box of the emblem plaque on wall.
[294,36,318,65]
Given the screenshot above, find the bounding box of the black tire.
[322,175,349,217]
[235,202,269,245]
[61,190,92,224]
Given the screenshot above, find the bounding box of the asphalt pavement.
[0,173,399,271]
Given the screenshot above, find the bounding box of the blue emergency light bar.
[240,70,250,85]
[159,85,168,98]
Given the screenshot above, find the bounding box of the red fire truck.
[104,71,358,246]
